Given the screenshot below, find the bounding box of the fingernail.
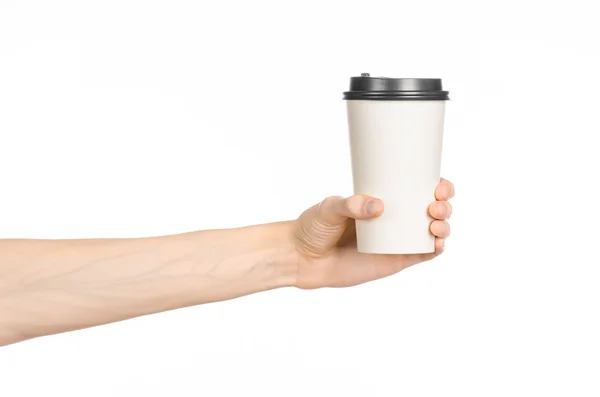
[366,200,381,215]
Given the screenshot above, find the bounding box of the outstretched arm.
[0,222,297,346]
[0,179,453,347]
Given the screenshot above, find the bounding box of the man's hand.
[292,178,454,289]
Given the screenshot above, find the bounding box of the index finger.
[435,178,455,201]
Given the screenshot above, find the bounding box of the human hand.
[292,179,454,289]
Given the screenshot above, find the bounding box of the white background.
[1,0,599,396]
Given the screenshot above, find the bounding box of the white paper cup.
[344,74,449,254]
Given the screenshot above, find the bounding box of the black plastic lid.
[343,73,449,100]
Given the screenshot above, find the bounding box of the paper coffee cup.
[344,73,449,254]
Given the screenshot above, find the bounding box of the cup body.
[346,99,446,254]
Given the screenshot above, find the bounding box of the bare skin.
[0,179,453,346]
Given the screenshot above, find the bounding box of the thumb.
[316,194,384,227]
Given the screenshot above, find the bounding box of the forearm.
[0,222,297,346]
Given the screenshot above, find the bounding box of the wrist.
[258,221,299,289]
[208,221,299,290]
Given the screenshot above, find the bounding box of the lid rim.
[344,74,449,100]
[343,92,450,101]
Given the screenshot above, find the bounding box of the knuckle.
[320,196,341,211]
[345,196,356,212]
[433,202,445,217]
[437,221,447,235]
[345,195,363,215]
[445,202,453,217]
[431,220,449,237]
